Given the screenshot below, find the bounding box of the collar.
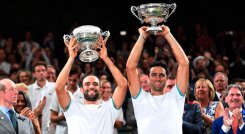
[0,106,10,115]
[33,80,49,89]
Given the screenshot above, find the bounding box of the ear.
[80,87,83,93]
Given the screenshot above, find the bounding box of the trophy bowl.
[63,25,110,62]
[131,3,176,34]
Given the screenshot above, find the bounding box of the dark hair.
[148,61,168,75]
[226,84,244,97]
[70,64,81,76]
[17,91,32,110]
[32,61,47,72]
[231,78,245,84]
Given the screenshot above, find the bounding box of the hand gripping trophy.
[131,3,176,35]
[63,25,110,62]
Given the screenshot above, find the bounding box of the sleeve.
[50,93,59,112]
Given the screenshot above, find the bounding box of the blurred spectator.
[16,69,33,85]
[193,78,224,134]
[47,65,57,82]
[0,48,11,75]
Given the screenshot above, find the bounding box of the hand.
[223,108,233,127]
[64,37,78,59]
[138,26,149,39]
[98,37,108,61]
[20,107,35,119]
[233,108,244,125]
[157,25,170,36]
[204,51,213,61]
[34,96,46,117]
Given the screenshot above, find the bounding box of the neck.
[151,90,164,96]
[84,100,98,105]
[37,80,46,88]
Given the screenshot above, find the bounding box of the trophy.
[131,3,176,34]
[63,25,110,62]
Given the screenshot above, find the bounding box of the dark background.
[0,0,244,41]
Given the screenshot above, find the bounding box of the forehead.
[83,76,99,84]
[196,81,207,86]
[140,75,149,80]
[149,66,166,74]
[228,87,242,94]
[214,74,226,80]
[35,65,46,70]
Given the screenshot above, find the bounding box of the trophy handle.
[102,31,110,43]
[131,6,144,24]
[63,34,74,43]
[165,3,177,22]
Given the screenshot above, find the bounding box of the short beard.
[84,90,100,101]
[150,83,165,92]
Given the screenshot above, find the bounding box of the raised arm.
[126,26,149,97]
[55,38,78,110]
[99,37,127,109]
[158,25,189,95]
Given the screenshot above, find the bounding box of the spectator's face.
[67,74,79,90]
[47,67,56,82]
[84,63,92,74]
[215,64,226,74]
[195,82,209,100]
[226,87,243,111]
[149,67,167,92]
[140,75,151,92]
[14,94,26,113]
[164,79,175,93]
[82,76,100,101]
[101,82,112,101]
[19,71,30,84]
[33,65,47,82]
[0,80,18,105]
[195,59,206,70]
[213,74,228,92]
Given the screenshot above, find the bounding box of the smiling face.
[195,81,210,100]
[226,86,244,111]
[82,75,100,101]
[149,66,167,92]
[14,94,26,113]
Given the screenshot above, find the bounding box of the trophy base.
[146,27,163,35]
[79,50,99,62]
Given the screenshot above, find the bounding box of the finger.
[64,41,69,47]
[71,43,79,49]
[224,108,229,115]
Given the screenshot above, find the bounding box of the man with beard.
[126,25,189,134]
[55,37,127,134]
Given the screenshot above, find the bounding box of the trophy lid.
[72,25,102,35]
[139,3,164,8]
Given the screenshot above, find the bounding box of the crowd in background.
[0,22,245,134]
